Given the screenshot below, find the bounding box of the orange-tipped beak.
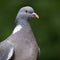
[32,13,39,19]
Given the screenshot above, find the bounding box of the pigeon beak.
[32,13,39,19]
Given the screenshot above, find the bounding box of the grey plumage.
[0,40,14,60]
[0,6,40,60]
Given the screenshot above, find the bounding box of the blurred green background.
[0,0,60,60]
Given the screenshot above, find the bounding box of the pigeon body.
[0,6,40,60]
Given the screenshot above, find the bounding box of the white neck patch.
[12,25,23,34]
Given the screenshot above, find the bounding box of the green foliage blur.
[0,0,60,60]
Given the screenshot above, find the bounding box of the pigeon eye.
[25,10,28,13]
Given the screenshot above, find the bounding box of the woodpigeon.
[0,6,40,60]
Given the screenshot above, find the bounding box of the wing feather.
[0,40,14,60]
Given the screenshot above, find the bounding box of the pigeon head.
[16,6,39,20]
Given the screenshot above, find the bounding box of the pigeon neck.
[15,18,30,27]
[12,18,30,34]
